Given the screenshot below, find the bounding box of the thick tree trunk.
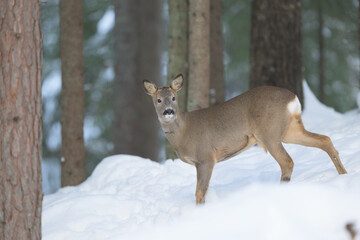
[317,2,325,103]
[0,0,43,239]
[113,0,163,162]
[166,0,188,159]
[250,0,303,106]
[210,0,225,105]
[60,0,86,186]
[188,0,211,111]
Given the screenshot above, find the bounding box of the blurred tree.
[358,0,360,110]
[166,0,188,159]
[60,0,86,186]
[0,0,42,238]
[41,0,61,173]
[222,1,251,98]
[188,0,211,111]
[224,0,357,112]
[302,0,358,112]
[113,0,163,162]
[82,0,114,173]
[358,0,360,89]
[42,0,114,182]
[317,1,325,103]
[210,0,225,105]
[250,0,304,106]
[168,0,188,112]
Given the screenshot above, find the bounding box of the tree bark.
[0,0,43,239]
[210,0,225,105]
[166,0,188,159]
[317,2,325,103]
[113,0,163,162]
[188,0,211,111]
[60,0,86,186]
[250,0,303,106]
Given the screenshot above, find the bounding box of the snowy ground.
[42,83,360,240]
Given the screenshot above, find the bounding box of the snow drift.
[43,82,360,240]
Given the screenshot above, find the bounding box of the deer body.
[144,75,347,204]
[163,89,271,165]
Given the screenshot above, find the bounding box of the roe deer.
[143,74,347,204]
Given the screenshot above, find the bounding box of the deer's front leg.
[195,160,215,205]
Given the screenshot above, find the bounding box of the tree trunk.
[250,0,303,106]
[113,0,163,162]
[357,0,360,110]
[113,0,138,158]
[317,2,325,103]
[168,0,188,111]
[0,0,43,239]
[210,0,225,105]
[188,0,211,111]
[60,0,86,186]
[137,0,163,161]
[166,0,188,159]
[358,0,360,89]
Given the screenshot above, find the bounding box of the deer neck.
[160,110,186,147]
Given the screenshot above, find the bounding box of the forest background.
[42,0,359,193]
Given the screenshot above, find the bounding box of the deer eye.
[172,97,175,101]
[157,99,161,103]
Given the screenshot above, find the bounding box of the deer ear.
[170,74,184,92]
[143,80,158,95]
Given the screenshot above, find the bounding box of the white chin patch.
[164,114,174,119]
[160,114,175,123]
[287,96,301,115]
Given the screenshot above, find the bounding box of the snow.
[97,8,114,35]
[42,158,61,195]
[42,81,360,240]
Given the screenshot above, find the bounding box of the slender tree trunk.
[113,0,163,162]
[168,0,188,111]
[357,0,360,110]
[137,0,163,161]
[250,0,303,106]
[60,0,86,186]
[113,0,138,158]
[210,0,225,105]
[188,0,211,111]
[0,0,43,239]
[358,0,360,89]
[166,0,188,159]
[317,2,325,103]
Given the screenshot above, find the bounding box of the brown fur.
[144,75,347,204]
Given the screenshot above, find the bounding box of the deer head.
[143,74,184,124]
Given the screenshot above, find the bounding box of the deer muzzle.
[163,108,175,115]
[163,109,175,116]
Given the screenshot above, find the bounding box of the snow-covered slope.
[42,82,360,240]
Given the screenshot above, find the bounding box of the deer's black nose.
[163,109,174,115]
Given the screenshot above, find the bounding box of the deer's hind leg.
[266,141,294,182]
[283,115,347,175]
[255,133,294,182]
